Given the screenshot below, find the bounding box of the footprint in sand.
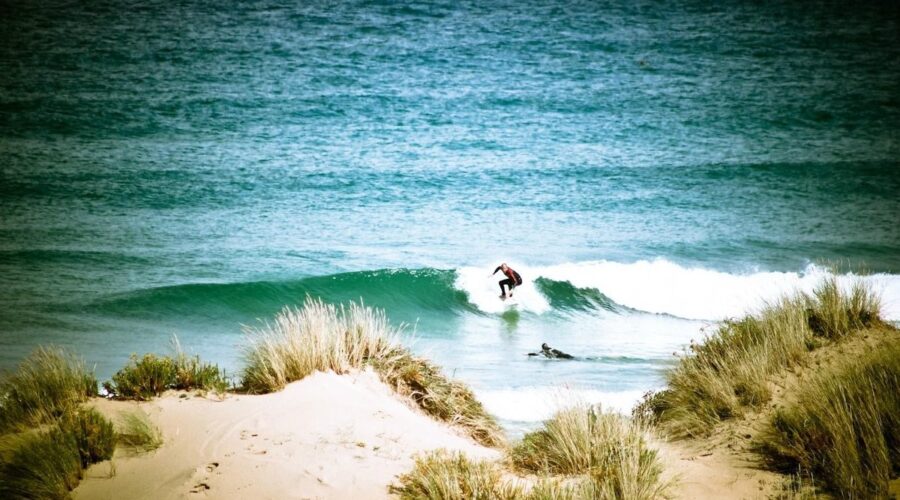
[190,483,210,493]
[189,462,220,494]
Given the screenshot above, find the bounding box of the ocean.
[1,0,899,430]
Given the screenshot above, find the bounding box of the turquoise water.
[2,1,899,428]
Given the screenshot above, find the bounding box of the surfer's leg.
[499,279,512,297]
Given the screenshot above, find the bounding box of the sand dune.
[74,369,499,500]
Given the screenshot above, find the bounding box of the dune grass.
[103,339,228,400]
[242,297,503,447]
[117,410,163,452]
[0,427,82,499]
[756,339,900,499]
[0,408,116,500]
[391,450,519,500]
[391,450,590,500]
[0,347,98,434]
[509,405,670,500]
[653,277,881,437]
[394,403,671,500]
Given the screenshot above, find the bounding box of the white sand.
[74,369,499,500]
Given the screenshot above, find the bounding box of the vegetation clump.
[103,341,228,400]
[242,298,503,446]
[117,410,163,452]
[61,408,117,468]
[392,450,518,500]
[757,340,900,499]
[0,408,116,499]
[653,277,881,437]
[394,403,672,500]
[0,347,98,433]
[509,405,669,499]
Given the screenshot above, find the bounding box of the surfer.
[492,263,523,299]
[528,343,574,359]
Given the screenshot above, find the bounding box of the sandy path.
[656,437,783,500]
[74,369,499,500]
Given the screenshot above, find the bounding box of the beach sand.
[73,369,499,500]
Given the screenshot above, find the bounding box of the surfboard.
[500,295,519,306]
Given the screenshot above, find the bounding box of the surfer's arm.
[492,266,502,275]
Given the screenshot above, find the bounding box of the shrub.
[509,405,669,499]
[0,347,97,433]
[243,298,503,447]
[104,342,227,400]
[61,408,116,468]
[756,338,900,498]
[104,353,176,400]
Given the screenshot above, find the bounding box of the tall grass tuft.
[0,408,116,499]
[391,450,519,500]
[0,428,82,499]
[654,277,882,437]
[0,347,97,434]
[242,298,503,446]
[117,410,163,452]
[103,339,228,400]
[757,339,900,499]
[509,404,669,500]
[804,277,882,339]
[242,299,401,392]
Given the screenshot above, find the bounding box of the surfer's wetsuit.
[528,343,574,359]
[493,265,523,297]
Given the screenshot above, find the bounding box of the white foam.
[455,265,551,314]
[477,386,648,422]
[455,259,900,321]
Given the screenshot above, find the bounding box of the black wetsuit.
[528,343,574,359]
[494,266,523,296]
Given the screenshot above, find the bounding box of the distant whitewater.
[458,260,900,321]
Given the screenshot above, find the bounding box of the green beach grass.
[0,347,98,434]
[651,277,882,438]
[644,276,899,498]
[117,410,163,452]
[102,338,228,400]
[0,408,116,500]
[757,339,900,498]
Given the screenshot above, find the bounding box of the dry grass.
[757,337,900,499]
[391,450,520,500]
[654,277,881,438]
[0,347,98,434]
[376,351,503,447]
[394,404,673,500]
[242,297,503,447]
[242,299,402,392]
[509,405,670,499]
